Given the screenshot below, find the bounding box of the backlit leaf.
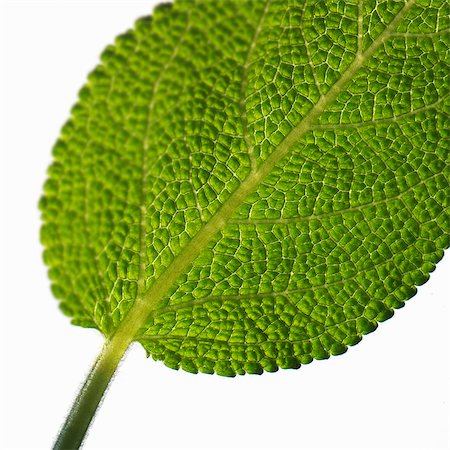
[40,0,449,376]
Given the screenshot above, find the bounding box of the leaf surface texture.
[41,0,450,376]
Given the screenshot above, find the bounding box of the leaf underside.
[40,0,449,376]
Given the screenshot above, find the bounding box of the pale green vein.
[139,318,359,348]
[390,29,450,37]
[144,251,412,324]
[239,0,272,171]
[311,94,450,130]
[357,0,364,55]
[137,14,192,298]
[229,172,440,225]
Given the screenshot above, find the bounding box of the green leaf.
[40,0,449,377]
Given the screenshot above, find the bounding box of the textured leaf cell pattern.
[40,0,449,376]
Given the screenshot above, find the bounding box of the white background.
[0,1,449,449]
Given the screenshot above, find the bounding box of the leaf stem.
[53,334,130,450]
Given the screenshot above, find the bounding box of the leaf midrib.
[108,0,417,350]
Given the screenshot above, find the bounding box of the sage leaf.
[41,0,449,380]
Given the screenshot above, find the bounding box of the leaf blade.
[40,0,450,375]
